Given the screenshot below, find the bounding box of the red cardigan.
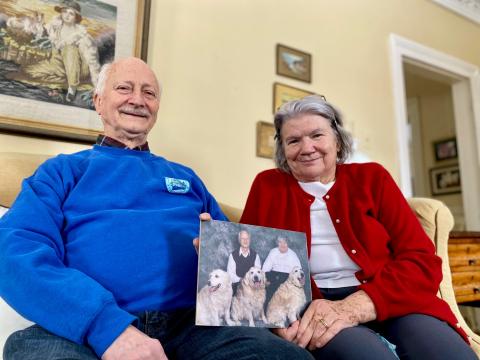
[240,162,467,342]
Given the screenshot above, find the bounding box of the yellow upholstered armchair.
[0,152,479,357]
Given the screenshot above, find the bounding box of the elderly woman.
[239,95,476,359]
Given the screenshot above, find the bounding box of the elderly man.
[0,58,312,360]
[227,230,261,292]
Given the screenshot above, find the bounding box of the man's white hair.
[94,60,162,97]
[94,62,112,96]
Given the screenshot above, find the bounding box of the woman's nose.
[300,137,316,153]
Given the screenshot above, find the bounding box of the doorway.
[390,34,480,231]
[404,62,465,230]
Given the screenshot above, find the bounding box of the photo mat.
[196,220,312,328]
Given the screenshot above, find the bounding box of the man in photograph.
[227,229,262,293]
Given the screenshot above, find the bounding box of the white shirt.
[262,248,301,274]
[298,181,360,288]
[227,248,261,283]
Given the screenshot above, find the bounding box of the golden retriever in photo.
[231,266,268,327]
[266,266,306,327]
[196,269,235,326]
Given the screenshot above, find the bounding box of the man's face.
[278,239,288,253]
[94,58,160,143]
[239,231,251,249]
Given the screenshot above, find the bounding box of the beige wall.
[2,0,480,208]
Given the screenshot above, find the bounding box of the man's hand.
[193,213,212,253]
[101,325,168,360]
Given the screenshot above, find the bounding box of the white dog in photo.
[231,266,268,327]
[196,269,235,326]
[266,266,306,327]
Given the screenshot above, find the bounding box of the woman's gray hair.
[274,95,353,173]
[94,62,112,96]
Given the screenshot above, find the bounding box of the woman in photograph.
[239,95,476,359]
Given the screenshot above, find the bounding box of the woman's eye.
[287,139,299,145]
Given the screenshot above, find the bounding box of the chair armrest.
[408,197,480,354]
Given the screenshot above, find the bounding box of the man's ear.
[93,93,102,115]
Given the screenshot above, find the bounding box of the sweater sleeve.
[359,165,443,320]
[0,161,135,357]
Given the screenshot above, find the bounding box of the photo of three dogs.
[196,220,311,328]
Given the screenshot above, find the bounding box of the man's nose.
[128,89,146,106]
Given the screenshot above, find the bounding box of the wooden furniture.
[449,231,480,304]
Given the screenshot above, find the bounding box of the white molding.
[390,34,480,230]
[432,0,480,24]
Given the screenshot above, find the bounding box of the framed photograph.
[430,165,462,196]
[273,82,319,113]
[434,137,457,161]
[0,0,151,143]
[276,44,311,83]
[256,121,275,159]
[196,220,312,328]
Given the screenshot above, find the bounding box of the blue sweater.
[0,145,226,356]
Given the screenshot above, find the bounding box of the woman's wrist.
[337,290,377,324]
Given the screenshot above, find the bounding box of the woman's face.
[281,113,339,183]
[61,8,77,24]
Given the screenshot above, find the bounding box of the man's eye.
[116,86,131,92]
[144,91,157,99]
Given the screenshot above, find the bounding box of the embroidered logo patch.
[165,177,190,194]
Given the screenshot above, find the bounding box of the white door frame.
[389,34,480,230]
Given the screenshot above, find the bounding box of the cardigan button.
[351,249,357,254]
[335,218,340,223]
[456,323,461,328]
[362,280,367,284]
[325,195,330,200]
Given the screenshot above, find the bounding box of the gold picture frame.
[276,44,311,83]
[256,121,276,159]
[0,0,151,143]
[273,82,318,113]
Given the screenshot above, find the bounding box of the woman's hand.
[193,213,212,254]
[272,320,300,342]
[295,290,376,350]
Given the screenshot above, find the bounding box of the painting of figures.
[0,0,116,110]
[0,0,148,142]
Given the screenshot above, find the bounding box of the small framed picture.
[256,121,276,159]
[273,82,319,113]
[433,137,458,161]
[430,165,462,196]
[276,44,312,83]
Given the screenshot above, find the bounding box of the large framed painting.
[0,0,151,143]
